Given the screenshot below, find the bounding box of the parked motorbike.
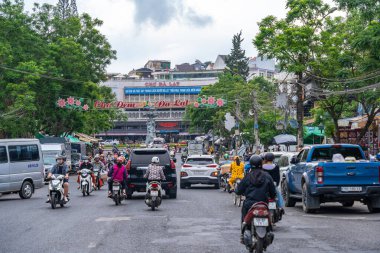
[242,202,274,253]
[111,180,124,205]
[145,181,162,211]
[268,199,282,225]
[233,178,244,207]
[48,174,67,209]
[79,169,93,196]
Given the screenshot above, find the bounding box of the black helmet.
[82,156,89,161]
[56,155,66,161]
[264,152,275,162]
[249,155,263,169]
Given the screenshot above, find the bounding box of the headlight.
[82,172,88,177]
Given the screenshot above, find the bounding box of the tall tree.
[254,0,337,146]
[225,31,249,81]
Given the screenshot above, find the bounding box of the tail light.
[128,183,135,188]
[182,164,192,168]
[207,164,218,168]
[210,171,218,177]
[126,160,131,171]
[170,160,176,170]
[151,183,158,188]
[316,166,324,184]
[268,199,275,202]
[181,171,188,177]
[253,206,269,217]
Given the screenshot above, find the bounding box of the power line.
[306,69,380,84]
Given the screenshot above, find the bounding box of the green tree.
[225,31,249,81]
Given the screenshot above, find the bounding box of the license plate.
[193,170,204,175]
[113,186,120,191]
[269,202,276,209]
[341,186,362,192]
[253,218,269,227]
[151,191,158,197]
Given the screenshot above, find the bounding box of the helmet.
[94,154,100,159]
[56,155,66,161]
[224,154,230,160]
[117,157,124,163]
[249,155,263,169]
[82,156,89,162]
[152,157,160,164]
[264,152,275,162]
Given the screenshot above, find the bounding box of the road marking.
[95,216,131,222]
[88,242,96,248]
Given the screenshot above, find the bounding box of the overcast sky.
[24,0,335,73]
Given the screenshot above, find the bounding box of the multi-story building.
[97,69,222,142]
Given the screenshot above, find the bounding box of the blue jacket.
[51,164,68,175]
[244,163,251,174]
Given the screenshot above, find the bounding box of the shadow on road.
[292,203,371,215]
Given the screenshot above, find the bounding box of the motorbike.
[219,172,231,192]
[268,198,282,225]
[233,178,244,207]
[145,181,162,211]
[79,169,93,196]
[92,167,104,190]
[111,180,124,205]
[242,202,274,253]
[48,174,67,209]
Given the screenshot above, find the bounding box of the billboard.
[124,86,202,95]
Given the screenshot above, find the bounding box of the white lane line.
[95,216,131,222]
[88,242,96,248]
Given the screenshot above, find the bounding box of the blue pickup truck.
[281,144,380,213]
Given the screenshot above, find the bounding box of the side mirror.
[173,158,177,163]
[290,157,299,164]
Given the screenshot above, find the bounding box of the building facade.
[97,73,221,142]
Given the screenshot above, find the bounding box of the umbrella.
[272,134,297,145]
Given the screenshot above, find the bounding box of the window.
[311,147,363,161]
[0,146,7,163]
[301,149,309,162]
[9,145,39,162]
[186,158,214,165]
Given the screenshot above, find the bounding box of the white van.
[0,139,44,199]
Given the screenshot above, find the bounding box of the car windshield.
[43,156,56,165]
[311,147,364,161]
[186,158,213,165]
[131,150,170,165]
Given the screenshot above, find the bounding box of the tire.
[169,190,177,199]
[60,202,65,207]
[19,181,33,199]
[180,182,186,189]
[214,183,220,189]
[151,204,156,211]
[82,187,86,197]
[255,237,264,253]
[114,195,119,206]
[233,193,237,205]
[342,201,354,207]
[126,194,132,200]
[238,196,242,207]
[51,194,56,209]
[367,200,380,213]
[281,180,296,207]
[302,184,318,213]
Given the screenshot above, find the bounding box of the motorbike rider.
[108,156,128,197]
[99,154,107,166]
[112,143,119,155]
[262,152,285,211]
[228,156,245,192]
[144,157,166,182]
[93,154,105,188]
[236,155,276,242]
[77,156,96,189]
[46,155,70,203]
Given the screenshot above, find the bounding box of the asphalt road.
[0,158,379,253]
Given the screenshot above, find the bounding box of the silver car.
[0,139,44,199]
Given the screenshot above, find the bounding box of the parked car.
[102,139,120,146]
[180,155,219,189]
[0,139,44,199]
[126,148,177,199]
[281,144,380,213]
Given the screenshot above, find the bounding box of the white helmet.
[151,157,160,164]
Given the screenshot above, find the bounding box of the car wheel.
[214,183,220,189]
[281,180,296,207]
[169,190,177,199]
[126,194,132,200]
[302,184,318,214]
[367,199,380,213]
[19,181,33,199]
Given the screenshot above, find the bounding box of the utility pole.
[251,90,260,153]
[296,75,304,149]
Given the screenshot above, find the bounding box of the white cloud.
[24,0,337,73]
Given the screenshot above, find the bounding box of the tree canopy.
[225,31,249,81]
[0,0,119,138]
